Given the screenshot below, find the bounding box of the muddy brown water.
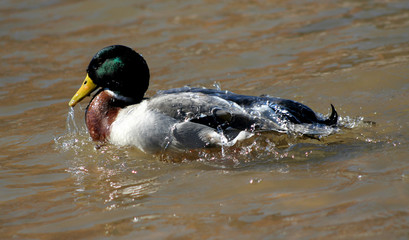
[1,0,409,239]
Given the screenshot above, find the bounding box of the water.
[1,0,409,239]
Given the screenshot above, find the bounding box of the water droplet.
[66,107,79,134]
[213,82,222,90]
[249,178,262,184]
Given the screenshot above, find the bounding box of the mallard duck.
[69,45,338,153]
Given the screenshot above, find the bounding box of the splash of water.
[66,107,79,134]
[337,115,372,129]
[54,107,90,152]
[213,82,222,91]
[216,126,228,157]
[163,124,177,151]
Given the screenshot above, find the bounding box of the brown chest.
[85,91,122,142]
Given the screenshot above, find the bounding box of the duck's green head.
[69,45,150,107]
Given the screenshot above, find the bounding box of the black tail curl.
[320,104,338,126]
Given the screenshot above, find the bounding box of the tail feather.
[320,104,338,126]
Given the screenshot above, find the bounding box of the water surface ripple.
[1,0,409,239]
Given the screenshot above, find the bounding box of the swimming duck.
[69,45,338,153]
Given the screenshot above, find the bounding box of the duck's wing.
[158,87,338,126]
[147,92,284,132]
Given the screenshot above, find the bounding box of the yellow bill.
[68,74,98,107]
